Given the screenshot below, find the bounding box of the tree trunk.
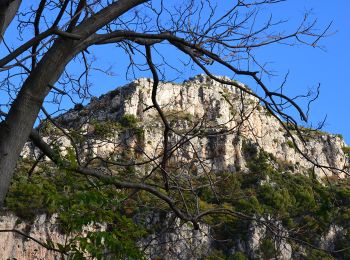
[0,0,21,40]
[0,0,146,207]
[0,38,77,206]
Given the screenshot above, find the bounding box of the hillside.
[22,75,350,177]
[1,75,350,259]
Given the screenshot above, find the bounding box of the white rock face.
[0,214,66,260]
[137,213,210,259]
[320,225,343,251]
[0,212,209,260]
[42,74,348,178]
[246,217,292,259]
[6,75,349,259]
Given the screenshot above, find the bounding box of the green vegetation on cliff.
[4,161,145,258]
[4,148,350,258]
[200,151,350,258]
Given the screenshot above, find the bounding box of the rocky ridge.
[23,74,349,178]
[2,75,349,259]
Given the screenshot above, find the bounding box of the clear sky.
[1,1,349,142]
[88,0,350,142]
[249,0,350,142]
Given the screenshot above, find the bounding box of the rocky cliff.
[19,75,348,177]
[22,74,350,177]
[1,75,349,259]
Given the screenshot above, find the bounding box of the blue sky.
[249,0,350,142]
[1,1,349,142]
[87,0,350,142]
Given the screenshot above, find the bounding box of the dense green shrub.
[5,164,145,258]
[341,146,350,154]
[5,147,350,258]
[120,114,139,127]
[196,151,350,258]
[285,140,295,149]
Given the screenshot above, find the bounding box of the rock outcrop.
[0,214,66,259]
[2,75,349,259]
[22,74,349,177]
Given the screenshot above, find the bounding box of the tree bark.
[0,0,147,207]
[0,0,21,40]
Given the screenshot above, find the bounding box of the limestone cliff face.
[0,214,66,259]
[3,75,349,259]
[23,74,348,177]
[0,212,210,260]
